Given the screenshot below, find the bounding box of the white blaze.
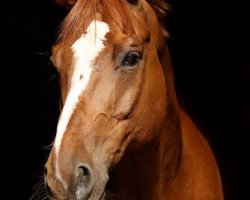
[54,20,110,185]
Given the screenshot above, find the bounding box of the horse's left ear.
[55,0,77,9]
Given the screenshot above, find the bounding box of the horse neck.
[154,43,183,195]
[107,44,183,199]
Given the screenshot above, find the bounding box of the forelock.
[57,0,139,42]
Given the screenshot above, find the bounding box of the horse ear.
[146,0,170,38]
[55,0,77,9]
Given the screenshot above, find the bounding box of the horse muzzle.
[44,159,109,200]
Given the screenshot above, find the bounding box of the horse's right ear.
[55,0,77,9]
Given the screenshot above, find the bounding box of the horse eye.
[120,51,142,67]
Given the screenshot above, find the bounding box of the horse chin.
[85,187,106,200]
[100,192,106,200]
[86,175,108,200]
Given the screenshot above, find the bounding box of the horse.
[43,0,224,199]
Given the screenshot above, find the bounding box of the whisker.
[34,52,50,56]
[105,189,128,200]
[41,195,49,200]
[42,142,54,151]
[30,178,47,200]
[47,74,57,82]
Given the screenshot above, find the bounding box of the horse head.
[45,0,169,199]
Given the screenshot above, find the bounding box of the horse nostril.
[75,165,93,198]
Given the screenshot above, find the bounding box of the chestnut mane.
[57,0,169,42]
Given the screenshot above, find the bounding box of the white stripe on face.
[54,20,110,186]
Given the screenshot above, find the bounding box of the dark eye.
[120,51,142,67]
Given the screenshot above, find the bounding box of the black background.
[1,0,249,199]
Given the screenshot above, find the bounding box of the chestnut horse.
[44,0,224,199]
